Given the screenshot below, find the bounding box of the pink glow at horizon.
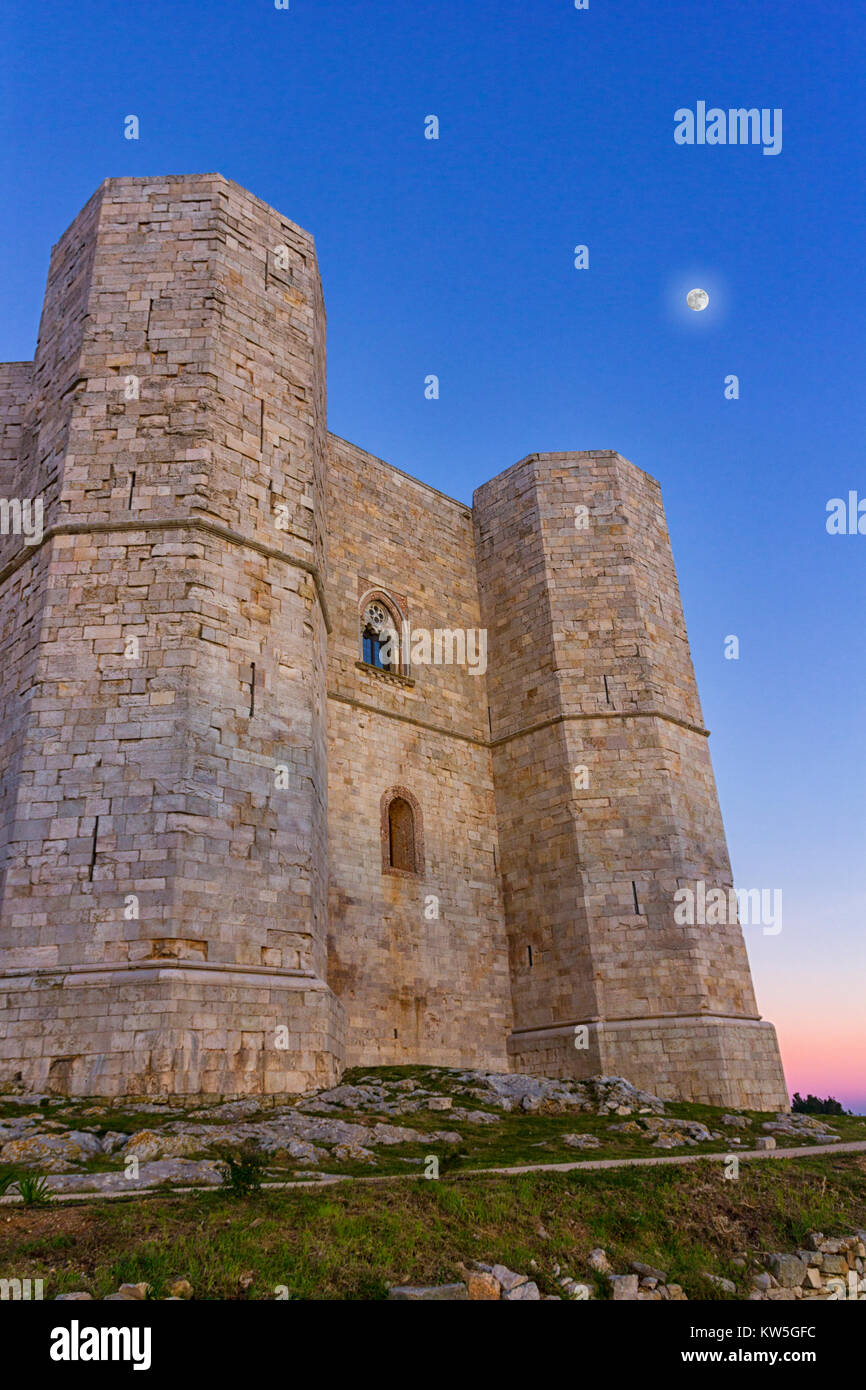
[761,1003,865,1115]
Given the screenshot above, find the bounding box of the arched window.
[388,798,416,872]
[359,594,404,674]
[380,786,424,877]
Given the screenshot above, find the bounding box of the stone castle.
[0,175,788,1109]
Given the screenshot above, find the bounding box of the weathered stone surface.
[609,1274,640,1301]
[44,1159,223,1192]
[331,1142,376,1164]
[762,1116,840,1143]
[563,1133,602,1150]
[768,1255,807,1288]
[122,1131,202,1163]
[464,1271,500,1300]
[491,1265,528,1293]
[117,1283,151,1301]
[503,1280,540,1301]
[589,1248,612,1274]
[0,1131,101,1171]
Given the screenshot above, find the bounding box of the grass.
[0,1150,863,1300]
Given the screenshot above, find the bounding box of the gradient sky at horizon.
[1,0,863,1111]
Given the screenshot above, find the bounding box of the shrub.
[216,1141,266,1197]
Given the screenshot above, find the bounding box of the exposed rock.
[43,1158,223,1193]
[767,1254,807,1288]
[55,1292,94,1301]
[609,1274,639,1301]
[563,1133,602,1150]
[491,1264,527,1292]
[331,1142,376,1164]
[464,1271,500,1300]
[0,1130,102,1171]
[454,1071,665,1117]
[761,1115,840,1143]
[503,1280,540,1300]
[632,1261,668,1283]
[117,1283,150,1300]
[589,1247,612,1274]
[100,1132,129,1155]
[122,1130,202,1163]
[755,1136,776,1151]
[608,1115,717,1146]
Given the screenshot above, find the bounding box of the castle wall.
[0,362,41,923]
[0,175,343,1097]
[0,189,104,933]
[325,435,511,1068]
[475,452,788,1108]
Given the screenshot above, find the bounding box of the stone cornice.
[327,693,709,748]
[0,516,332,633]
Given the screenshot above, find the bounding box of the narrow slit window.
[88,816,100,882]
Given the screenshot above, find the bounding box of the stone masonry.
[0,175,788,1107]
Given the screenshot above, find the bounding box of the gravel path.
[2,1139,864,1205]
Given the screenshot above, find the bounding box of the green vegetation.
[216,1141,267,1198]
[14,1173,53,1207]
[0,1152,863,1300]
[792,1093,851,1116]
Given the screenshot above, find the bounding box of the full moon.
[687,287,709,312]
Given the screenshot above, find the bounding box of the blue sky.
[1,0,863,1109]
